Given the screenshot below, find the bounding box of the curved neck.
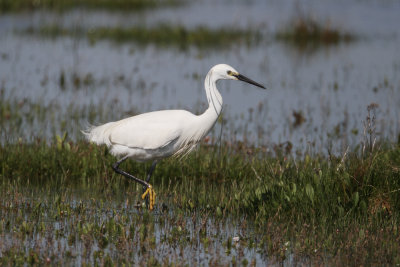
[186,68,224,143]
[204,68,223,117]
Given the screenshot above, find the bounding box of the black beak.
[235,74,266,89]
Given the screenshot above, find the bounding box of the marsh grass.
[0,0,181,13]
[23,25,262,49]
[1,136,399,264]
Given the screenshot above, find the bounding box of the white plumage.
[83,64,265,210]
[85,109,211,161]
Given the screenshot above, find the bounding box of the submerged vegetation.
[0,0,181,13]
[1,135,399,264]
[23,24,261,49]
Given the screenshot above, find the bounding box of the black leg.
[146,160,158,183]
[112,156,156,210]
[143,160,158,190]
[112,156,149,188]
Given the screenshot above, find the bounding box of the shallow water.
[0,193,302,266]
[0,0,399,154]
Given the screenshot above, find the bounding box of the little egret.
[83,64,265,210]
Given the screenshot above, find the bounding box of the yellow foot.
[141,185,156,210]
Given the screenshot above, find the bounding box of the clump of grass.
[276,16,355,51]
[24,24,262,49]
[0,0,181,13]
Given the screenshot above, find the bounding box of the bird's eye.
[227,70,232,75]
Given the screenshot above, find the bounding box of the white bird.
[83,64,265,210]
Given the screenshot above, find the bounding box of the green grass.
[23,24,262,49]
[1,137,399,264]
[0,0,181,13]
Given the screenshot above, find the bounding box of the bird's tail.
[81,122,115,146]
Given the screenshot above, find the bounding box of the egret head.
[211,64,266,89]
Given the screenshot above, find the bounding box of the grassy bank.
[23,25,261,49]
[1,138,399,264]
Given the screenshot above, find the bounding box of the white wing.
[108,110,196,150]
